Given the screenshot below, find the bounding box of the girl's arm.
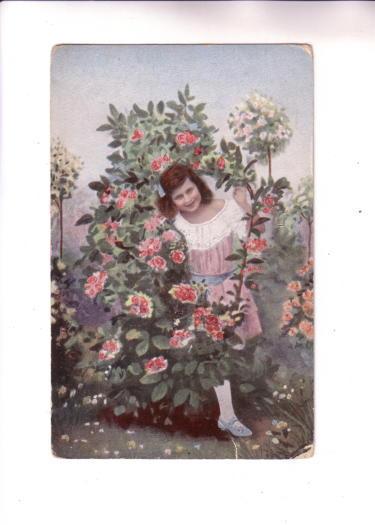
[233,187,266,234]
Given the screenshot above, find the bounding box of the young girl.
[157,164,262,437]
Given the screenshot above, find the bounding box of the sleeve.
[227,199,249,241]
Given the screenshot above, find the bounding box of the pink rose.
[186,132,199,145]
[162,230,178,242]
[151,158,162,171]
[145,215,164,232]
[130,129,144,141]
[100,187,112,204]
[148,256,167,271]
[299,320,314,340]
[169,284,198,304]
[128,190,138,200]
[84,271,108,299]
[192,161,200,170]
[104,219,121,231]
[194,147,203,156]
[144,356,168,375]
[288,327,298,337]
[302,289,313,301]
[262,195,276,208]
[169,329,193,348]
[176,132,187,145]
[170,250,185,264]
[282,312,293,323]
[245,238,268,253]
[217,157,225,170]
[287,281,302,292]
[138,237,162,257]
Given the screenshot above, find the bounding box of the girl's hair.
[156,163,213,219]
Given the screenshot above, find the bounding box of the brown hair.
[156,164,213,219]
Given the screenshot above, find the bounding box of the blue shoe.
[218,416,253,437]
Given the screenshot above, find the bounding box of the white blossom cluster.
[228,91,292,163]
[51,138,83,202]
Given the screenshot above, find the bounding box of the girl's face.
[170,178,202,214]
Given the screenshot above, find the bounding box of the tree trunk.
[267,146,272,181]
[307,219,313,260]
[59,196,63,259]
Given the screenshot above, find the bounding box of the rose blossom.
[144,356,168,375]
[192,161,200,170]
[130,129,144,141]
[299,320,314,340]
[282,312,293,323]
[151,158,162,172]
[100,187,112,204]
[162,230,178,242]
[99,339,121,361]
[138,237,162,257]
[287,281,302,292]
[245,238,268,253]
[104,219,121,231]
[302,301,314,318]
[176,131,199,146]
[302,289,314,301]
[193,306,210,328]
[169,329,193,348]
[169,284,198,304]
[216,157,226,170]
[170,250,185,264]
[288,327,298,337]
[145,215,164,232]
[194,147,203,156]
[125,293,153,318]
[291,298,301,308]
[147,256,167,271]
[282,301,293,312]
[101,253,114,265]
[84,271,108,299]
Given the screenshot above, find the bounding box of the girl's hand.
[233,187,252,213]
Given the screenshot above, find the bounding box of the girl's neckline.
[177,199,228,226]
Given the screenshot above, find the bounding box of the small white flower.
[265,430,273,436]
[69,389,76,398]
[272,438,280,445]
[114,451,120,456]
[271,419,278,426]
[99,428,104,433]
[272,391,279,397]
[279,393,286,400]
[287,394,292,400]
[84,422,90,427]
[283,385,288,390]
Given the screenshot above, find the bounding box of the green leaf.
[127,362,143,376]
[107,152,123,163]
[184,84,190,98]
[189,391,200,409]
[199,377,217,390]
[185,360,198,376]
[195,103,206,113]
[178,91,186,105]
[109,104,119,119]
[113,405,126,416]
[147,101,154,115]
[133,104,148,118]
[166,101,181,112]
[220,138,228,154]
[248,257,264,264]
[88,181,104,191]
[155,319,173,330]
[151,381,168,402]
[157,101,165,114]
[240,383,256,394]
[225,253,242,261]
[97,124,113,131]
[235,146,242,164]
[171,363,184,374]
[140,373,162,385]
[135,339,149,356]
[173,388,190,407]
[152,335,170,350]
[75,214,93,226]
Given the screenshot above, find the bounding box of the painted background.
[51,44,313,258]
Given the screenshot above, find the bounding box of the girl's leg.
[214,380,253,437]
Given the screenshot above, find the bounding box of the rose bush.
[67,87,291,422]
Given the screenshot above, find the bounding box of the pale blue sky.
[51,44,313,256]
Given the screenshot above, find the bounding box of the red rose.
[170,250,185,264]
[138,237,162,257]
[84,271,108,299]
[131,129,144,141]
[194,147,203,156]
[148,255,167,271]
[186,132,199,145]
[176,132,187,145]
[169,284,198,304]
[192,161,200,170]
[145,356,168,375]
[217,157,225,170]
[127,190,138,200]
[262,195,276,208]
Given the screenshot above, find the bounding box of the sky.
[51,44,313,257]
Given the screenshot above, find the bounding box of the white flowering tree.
[228,91,292,181]
[51,139,83,258]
